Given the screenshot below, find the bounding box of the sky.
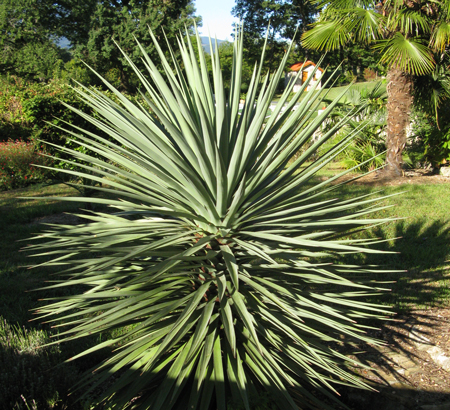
[195,0,238,41]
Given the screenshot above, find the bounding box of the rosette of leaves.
[27,27,397,410]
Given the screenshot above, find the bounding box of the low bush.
[0,77,151,190]
[318,84,388,172]
[0,140,53,190]
[363,68,378,82]
[340,136,386,171]
[336,70,357,86]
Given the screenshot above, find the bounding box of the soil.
[337,168,450,187]
[338,309,450,410]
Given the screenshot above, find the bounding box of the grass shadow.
[353,217,450,309]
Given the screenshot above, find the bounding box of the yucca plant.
[26,27,398,410]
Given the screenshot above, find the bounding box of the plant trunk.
[120,68,130,93]
[384,68,414,176]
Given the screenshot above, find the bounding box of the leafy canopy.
[231,0,318,70]
[0,0,65,79]
[74,0,201,91]
[301,0,450,76]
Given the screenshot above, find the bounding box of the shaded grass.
[0,183,83,325]
[0,183,90,409]
[314,166,450,311]
[0,183,121,409]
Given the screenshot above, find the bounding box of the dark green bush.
[407,106,450,168]
[0,77,150,188]
[0,77,96,148]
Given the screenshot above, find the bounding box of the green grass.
[315,164,450,311]
[273,80,387,105]
[0,183,84,325]
[0,182,146,409]
[320,80,386,102]
[0,183,107,410]
[0,173,449,408]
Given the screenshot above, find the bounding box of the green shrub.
[340,137,386,171]
[0,318,80,410]
[336,70,357,86]
[0,77,151,189]
[406,106,450,168]
[28,28,395,410]
[0,140,53,190]
[319,83,388,172]
[0,77,96,150]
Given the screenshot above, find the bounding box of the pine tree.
[74,0,201,91]
[0,0,64,80]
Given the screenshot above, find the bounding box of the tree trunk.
[384,68,414,176]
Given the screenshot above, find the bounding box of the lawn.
[316,168,450,311]
[0,183,82,324]
[0,173,449,408]
[321,80,386,102]
[273,80,387,105]
[0,183,108,410]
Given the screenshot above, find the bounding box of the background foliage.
[0,140,53,190]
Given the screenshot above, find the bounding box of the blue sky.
[195,0,238,41]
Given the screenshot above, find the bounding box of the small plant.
[341,136,386,171]
[406,106,450,168]
[320,84,388,172]
[27,27,396,410]
[0,140,53,190]
[17,395,38,410]
[336,70,357,86]
[363,68,378,82]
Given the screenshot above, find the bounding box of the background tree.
[73,0,201,91]
[302,0,450,176]
[1,0,200,87]
[0,0,67,80]
[51,0,98,47]
[231,0,317,70]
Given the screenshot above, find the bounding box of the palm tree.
[301,0,450,176]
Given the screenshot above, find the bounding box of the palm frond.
[387,9,431,36]
[301,20,351,50]
[301,4,383,50]
[375,32,435,75]
[430,20,450,51]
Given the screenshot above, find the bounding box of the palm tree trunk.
[384,68,414,176]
